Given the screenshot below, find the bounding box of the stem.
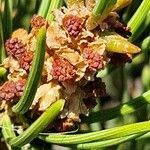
[2,0,13,41]
[77,134,142,149]
[128,0,150,41]
[39,120,150,144]
[136,132,150,140]
[38,0,51,17]
[86,0,117,30]
[2,113,20,150]
[123,0,142,23]
[96,65,115,78]
[0,10,6,63]
[9,100,64,147]
[136,11,150,41]
[89,100,101,131]
[12,27,46,114]
[2,113,16,141]
[46,0,62,23]
[93,0,117,16]
[83,89,150,123]
[141,36,150,53]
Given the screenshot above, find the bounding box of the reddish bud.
[63,15,83,37]
[0,79,26,102]
[52,57,76,82]
[18,51,33,71]
[83,47,105,71]
[31,15,47,29]
[5,38,26,58]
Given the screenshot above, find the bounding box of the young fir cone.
[0,0,141,132]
